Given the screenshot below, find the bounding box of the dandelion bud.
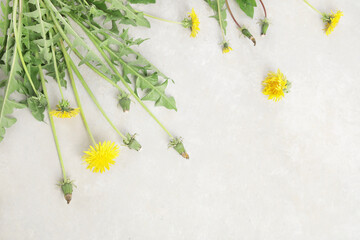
[60,179,74,204]
[240,28,256,46]
[169,138,189,159]
[260,18,270,36]
[118,93,131,112]
[124,133,142,151]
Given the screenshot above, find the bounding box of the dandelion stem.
[303,0,323,16]
[13,0,39,96]
[225,0,243,29]
[216,0,226,41]
[259,0,267,18]
[60,41,96,146]
[0,0,11,62]
[143,12,182,25]
[39,63,67,181]
[49,11,128,96]
[71,16,175,140]
[64,50,128,141]
[49,31,65,100]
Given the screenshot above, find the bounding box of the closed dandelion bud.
[240,28,256,46]
[260,18,270,36]
[59,179,75,204]
[118,92,131,112]
[124,133,142,151]
[169,138,189,159]
[118,96,131,112]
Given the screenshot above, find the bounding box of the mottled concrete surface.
[1,0,360,239]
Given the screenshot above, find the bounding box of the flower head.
[322,11,343,35]
[169,137,189,159]
[182,8,200,38]
[222,42,232,54]
[50,99,80,118]
[83,141,120,173]
[262,69,291,102]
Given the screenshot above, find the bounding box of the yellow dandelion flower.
[323,11,343,35]
[182,9,200,38]
[50,99,80,119]
[222,42,232,54]
[262,69,291,102]
[189,9,200,37]
[83,141,120,173]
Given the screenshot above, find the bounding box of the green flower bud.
[260,18,270,36]
[169,138,189,159]
[59,179,75,204]
[240,28,256,46]
[118,92,131,112]
[123,133,142,151]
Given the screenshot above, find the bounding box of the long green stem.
[50,8,174,139]
[216,0,226,41]
[78,24,174,139]
[0,0,11,60]
[60,41,96,146]
[12,0,39,96]
[143,12,182,25]
[48,11,127,93]
[49,31,64,100]
[63,49,127,141]
[68,15,174,139]
[39,64,67,180]
[303,0,323,16]
[80,19,165,79]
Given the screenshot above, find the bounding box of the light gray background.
[1,0,360,239]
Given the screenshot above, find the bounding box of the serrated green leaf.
[205,0,228,35]
[235,0,257,18]
[141,80,176,110]
[27,95,47,121]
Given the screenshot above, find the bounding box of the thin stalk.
[225,0,242,29]
[0,0,11,60]
[59,41,96,146]
[39,63,67,180]
[216,0,226,41]
[143,12,182,25]
[49,31,65,100]
[48,10,126,92]
[259,0,267,18]
[12,0,39,96]
[76,21,174,139]
[63,49,127,141]
[303,0,323,16]
[79,18,165,78]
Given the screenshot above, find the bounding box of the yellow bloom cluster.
[262,69,290,102]
[222,42,232,54]
[83,141,120,173]
[50,100,80,119]
[323,11,343,35]
[189,9,200,38]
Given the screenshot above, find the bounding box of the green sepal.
[169,138,189,159]
[123,133,142,151]
[240,27,256,46]
[118,92,131,112]
[58,179,75,204]
[260,18,270,36]
[284,81,292,94]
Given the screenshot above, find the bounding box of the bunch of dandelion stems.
[11,0,187,194]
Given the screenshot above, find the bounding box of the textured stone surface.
[1,0,360,239]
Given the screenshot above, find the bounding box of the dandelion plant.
[0,0,189,203]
